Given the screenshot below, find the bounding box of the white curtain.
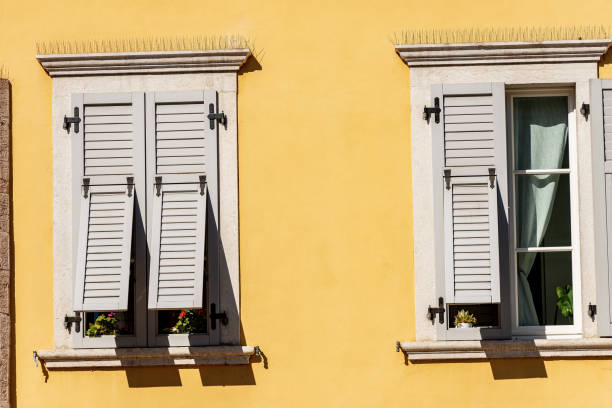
[514,97,568,326]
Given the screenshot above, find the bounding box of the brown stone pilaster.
[0,79,11,408]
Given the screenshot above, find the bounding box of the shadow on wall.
[125,367,183,387]
[488,359,547,380]
[407,358,548,380]
[123,365,257,387]
[599,49,612,74]
[238,54,263,76]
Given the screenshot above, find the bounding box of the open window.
[396,38,608,342]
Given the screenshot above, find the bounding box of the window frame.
[506,87,582,337]
[426,81,590,342]
[47,72,242,350]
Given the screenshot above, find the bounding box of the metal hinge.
[199,175,207,196]
[155,176,162,196]
[210,303,228,330]
[82,178,90,198]
[423,97,441,124]
[444,169,451,189]
[127,176,134,197]
[207,103,227,130]
[63,107,82,134]
[64,314,82,333]
[588,303,597,321]
[427,297,445,325]
[580,103,590,120]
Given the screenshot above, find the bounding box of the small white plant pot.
[457,322,473,328]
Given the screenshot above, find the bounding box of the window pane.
[513,96,569,170]
[158,309,208,334]
[85,311,134,336]
[449,304,499,328]
[515,174,571,248]
[517,251,573,326]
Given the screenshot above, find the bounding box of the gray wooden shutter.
[432,83,507,304]
[591,79,612,336]
[148,183,207,309]
[72,92,145,312]
[146,90,219,310]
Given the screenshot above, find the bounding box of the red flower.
[179,311,186,319]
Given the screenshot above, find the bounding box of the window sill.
[398,339,612,362]
[35,346,258,369]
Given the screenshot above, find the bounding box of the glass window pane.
[517,251,573,326]
[515,174,571,248]
[158,309,208,334]
[85,311,134,336]
[513,96,569,170]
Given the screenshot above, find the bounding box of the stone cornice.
[398,339,612,361]
[37,48,251,77]
[35,346,258,368]
[395,40,612,67]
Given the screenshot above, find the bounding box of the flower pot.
[457,322,473,328]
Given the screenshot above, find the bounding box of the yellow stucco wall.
[3,0,612,406]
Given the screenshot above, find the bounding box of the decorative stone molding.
[395,40,612,67]
[37,49,251,77]
[399,339,612,361]
[35,346,258,369]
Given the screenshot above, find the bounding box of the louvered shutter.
[72,92,145,312]
[149,182,207,309]
[590,79,612,336]
[146,90,219,310]
[432,83,507,304]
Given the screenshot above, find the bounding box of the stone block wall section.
[0,79,11,408]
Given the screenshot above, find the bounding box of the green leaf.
[556,286,564,298]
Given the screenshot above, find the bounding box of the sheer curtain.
[514,97,568,326]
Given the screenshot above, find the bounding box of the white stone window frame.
[396,40,612,343]
[39,50,249,350]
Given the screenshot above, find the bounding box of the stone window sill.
[35,346,258,369]
[398,339,612,361]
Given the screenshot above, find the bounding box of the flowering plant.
[170,309,207,334]
[86,312,119,337]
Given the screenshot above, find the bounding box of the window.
[429,81,586,341]
[38,49,248,350]
[396,38,612,355]
[509,90,581,336]
[70,90,221,348]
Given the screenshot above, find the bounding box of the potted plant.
[454,309,477,328]
[86,312,120,337]
[556,285,573,324]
